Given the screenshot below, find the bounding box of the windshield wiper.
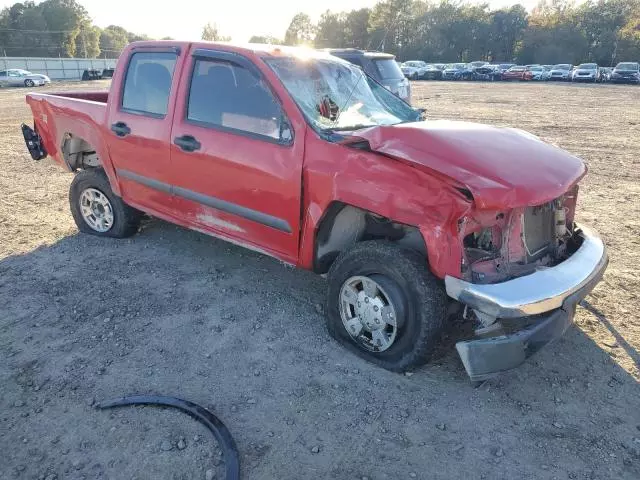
[326,124,375,132]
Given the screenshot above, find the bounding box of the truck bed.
[43,91,110,103]
[25,91,110,171]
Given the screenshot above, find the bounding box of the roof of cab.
[128,40,349,62]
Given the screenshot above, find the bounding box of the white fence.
[0,57,117,80]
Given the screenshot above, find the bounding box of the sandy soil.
[1,79,639,480]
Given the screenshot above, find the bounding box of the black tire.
[69,168,141,238]
[326,241,447,372]
[24,79,35,87]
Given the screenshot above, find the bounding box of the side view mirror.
[279,115,293,144]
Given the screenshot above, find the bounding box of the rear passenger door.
[169,48,304,260]
[106,46,184,215]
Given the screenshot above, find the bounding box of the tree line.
[0,1,233,59]
[277,0,640,65]
[3,0,639,65]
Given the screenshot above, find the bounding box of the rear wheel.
[69,169,141,238]
[24,79,35,87]
[326,241,447,372]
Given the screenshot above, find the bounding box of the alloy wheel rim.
[79,188,114,232]
[339,275,399,352]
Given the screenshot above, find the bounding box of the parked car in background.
[610,62,639,84]
[327,49,411,104]
[23,41,607,381]
[0,69,51,87]
[572,63,600,82]
[598,67,612,82]
[422,64,443,80]
[472,64,500,81]
[496,63,516,75]
[400,63,419,79]
[549,64,572,81]
[467,61,489,69]
[502,65,532,81]
[526,65,549,81]
[401,61,428,79]
[442,63,466,80]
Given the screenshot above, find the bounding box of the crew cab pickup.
[22,41,608,381]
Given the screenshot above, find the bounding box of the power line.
[1,45,123,51]
[0,27,79,33]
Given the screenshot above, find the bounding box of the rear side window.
[373,59,403,80]
[187,59,286,142]
[121,52,177,117]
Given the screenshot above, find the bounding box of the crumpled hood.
[353,120,586,209]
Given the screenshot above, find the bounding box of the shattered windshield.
[266,57,419,132]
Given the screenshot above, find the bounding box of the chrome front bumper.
[445,224,608,318]
[445,224,608,381]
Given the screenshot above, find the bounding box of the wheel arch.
[59,131,121,196]
[312,201,428,274]
[61,133,102,171]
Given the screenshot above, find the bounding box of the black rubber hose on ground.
[96,394,240,480]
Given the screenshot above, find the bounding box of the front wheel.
[326,241,447,372]
[24,79,35,87]
[69,169,142,238]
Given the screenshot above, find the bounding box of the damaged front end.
[459,186,579,287]
[447,185,608,380]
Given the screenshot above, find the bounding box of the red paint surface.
[502,70,533,81]
[25,41,587,280]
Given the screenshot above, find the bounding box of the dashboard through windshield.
[266,57,419,132]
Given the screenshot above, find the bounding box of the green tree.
[489,5,528,61]
[616,12,640,60]
[248,35,281,44]
[368,0,417,58]
[99,25,129,58]
[343,8,371,48]
[283,13,315,45]
[39,0,90,57]
[75,24,100,58]
[202,22,230,42]
[314,10,346,48]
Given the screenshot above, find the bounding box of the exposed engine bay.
[460,185,580,286]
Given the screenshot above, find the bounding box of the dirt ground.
[1,79,639,480]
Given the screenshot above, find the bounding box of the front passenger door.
[170,48,304,261]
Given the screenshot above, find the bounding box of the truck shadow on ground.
[580,300,640,371]
[1,218,639,480]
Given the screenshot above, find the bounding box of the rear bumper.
[445,224,608,380]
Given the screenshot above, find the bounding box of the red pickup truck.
[22,41,608,381]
